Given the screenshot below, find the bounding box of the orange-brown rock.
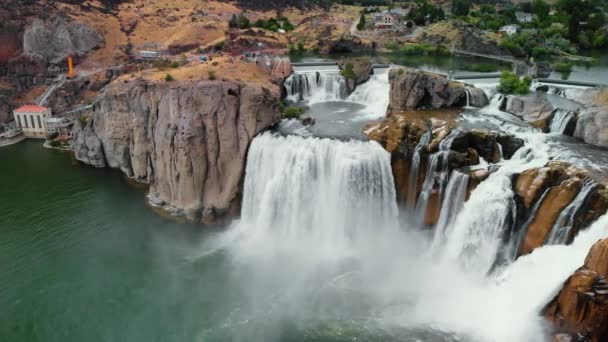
[544,239,608,342]
[424,190,442,226]
[518,178,582,255]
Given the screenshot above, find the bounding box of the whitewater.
[197,69,608,342]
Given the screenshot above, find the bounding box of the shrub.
[170,61,180,68]
[50,140,62,147]
[211,61,219,66]
[165,74,175,82]
[397,68,405,75]
[208,70,216,80]
[340,63,357,80]
[214,41,225,51]
[297,41,306,52]
[497,71,532,95]
[553,62,573,73]
[282,106,306,119]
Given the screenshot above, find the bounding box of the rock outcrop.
[366,109,522,225]
[72,77,281,223]
[338,57,372,95]
[504,93,555,131]
[7,53,49,92]
[544,238,608,342]
[574,106,608,148]
[514,162,608,255]
[23,17,103,64]
[387,68,487,114]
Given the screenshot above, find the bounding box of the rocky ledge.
[365,109,523,225]
[387,67,487,115]
[72,67,281,224]
[513,162,608,256]
[544,238,608,342]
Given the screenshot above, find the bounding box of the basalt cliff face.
[72,77,281,223]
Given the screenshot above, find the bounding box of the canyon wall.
[72,78,281,223]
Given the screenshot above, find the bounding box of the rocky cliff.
[387,67,487,114]
[544,238,608,342]
[72,76,281,223]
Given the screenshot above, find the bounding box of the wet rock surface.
[504,93,555,131]
[544,238,608,342]
[72,77,281,224]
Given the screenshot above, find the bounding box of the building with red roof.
[13,105,52,139]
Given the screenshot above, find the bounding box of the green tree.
[229,14,239,29]
[452,0,471,17]
[238,14,251,29]
[531,0,550,23]
[357,12,366,30]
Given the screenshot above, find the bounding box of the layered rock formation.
[558,88,608,148]
[72,76,281,223]
[544,238,608,342]
[514,163,608,255]
[387,67,487,114]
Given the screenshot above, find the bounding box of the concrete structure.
[13,105,51,139]
[515,12,533,23]
[374,12,401,27]
[499,24,520,36]
[45,117,74,138]
[390,7,410,17]
[0,121,22,139]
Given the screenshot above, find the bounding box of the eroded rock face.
[7,53,48,92]
[388,68,479,114]
[23,17,103,64]
[544,238,608,342]
[72,78,281,223]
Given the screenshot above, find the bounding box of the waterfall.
[430,171,469,249]
[465,88,471,108]
[235,133,398,258]
[345,68,391,119]
[413,128,461,227]
[407,131,431,209]
[549,108,576,135]
[545,179,598,245]
[284,71,347,104]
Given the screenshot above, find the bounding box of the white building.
[515,12,533,23]
[13,105,51,139]
[499,24,520,36]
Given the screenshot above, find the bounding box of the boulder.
[387,68,479,113]
[72,77,281,224]
[544,238,608,342]
[466,87,489,108]
[574,106,608,148]
[504,93,555,131]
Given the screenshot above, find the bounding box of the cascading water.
[413,128,462,227]
[346,68,391,119]
[407,131,431,209]
[549,108,576,135]
[545,179,598,244]
[430,171,469,249]
[285,71,347,104]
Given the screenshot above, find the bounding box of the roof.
[14,105,49,113]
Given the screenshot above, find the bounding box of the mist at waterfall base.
[194,130,608,342]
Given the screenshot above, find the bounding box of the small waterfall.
[430,171,469,249]
[413,129,461,227]
[284,71,347,104]
[545,180,598,245]
[549,108,576,135]
[346,68,391,119]
[407,131,432,209]
[464,88,471,108]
